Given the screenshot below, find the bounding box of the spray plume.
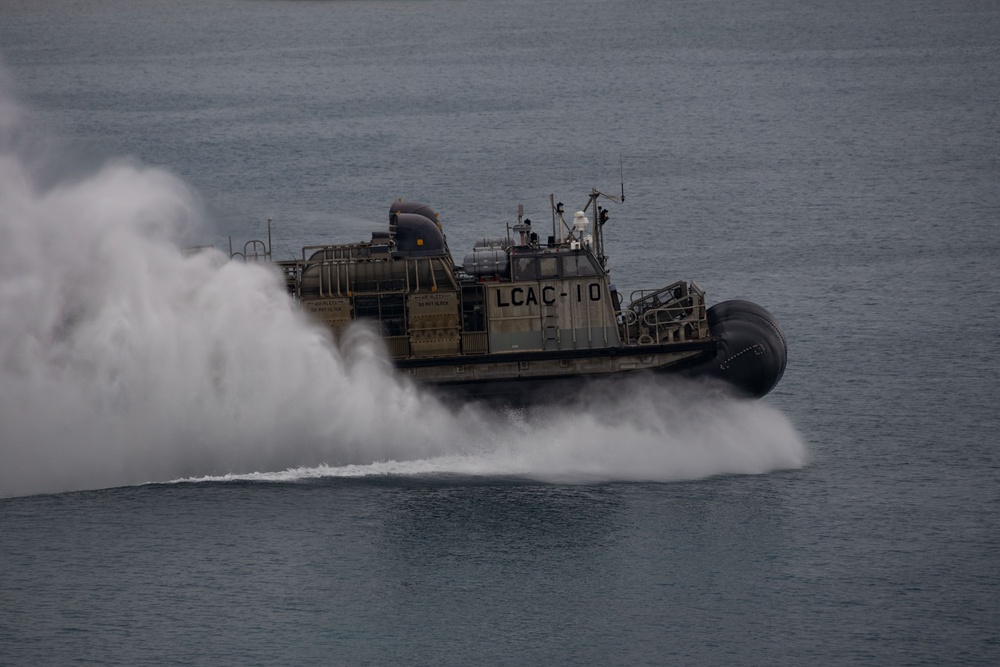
[0,82,805,498]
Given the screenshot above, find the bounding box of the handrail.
[298,253,460,299]
[618,280,709,345]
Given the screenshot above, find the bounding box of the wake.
[175,385,805,486]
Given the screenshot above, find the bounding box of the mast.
[584,186,622,268]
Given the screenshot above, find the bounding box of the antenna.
[550,194,557,243]
[619,152,626,202]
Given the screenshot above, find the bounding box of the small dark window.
[538,257,559,278]
[561,253,600,277]
[514,257,537,281]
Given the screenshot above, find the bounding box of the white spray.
[0,84,806,498]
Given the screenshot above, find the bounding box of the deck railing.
[617,280,709,345]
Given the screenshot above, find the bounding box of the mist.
[0,86,806,499]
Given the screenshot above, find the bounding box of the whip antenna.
[619,152,626,202]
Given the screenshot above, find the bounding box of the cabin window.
[513,257,537,281]
[561,254,600,277]
[538,257,559,279]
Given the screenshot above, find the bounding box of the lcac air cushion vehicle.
[233,189,786,401]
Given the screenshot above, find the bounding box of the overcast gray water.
[1,1,998,664]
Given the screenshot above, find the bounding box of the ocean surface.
[1,0,998,664]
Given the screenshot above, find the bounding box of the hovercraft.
[235,189,786,401]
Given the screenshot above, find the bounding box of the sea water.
[1,1,998,664]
